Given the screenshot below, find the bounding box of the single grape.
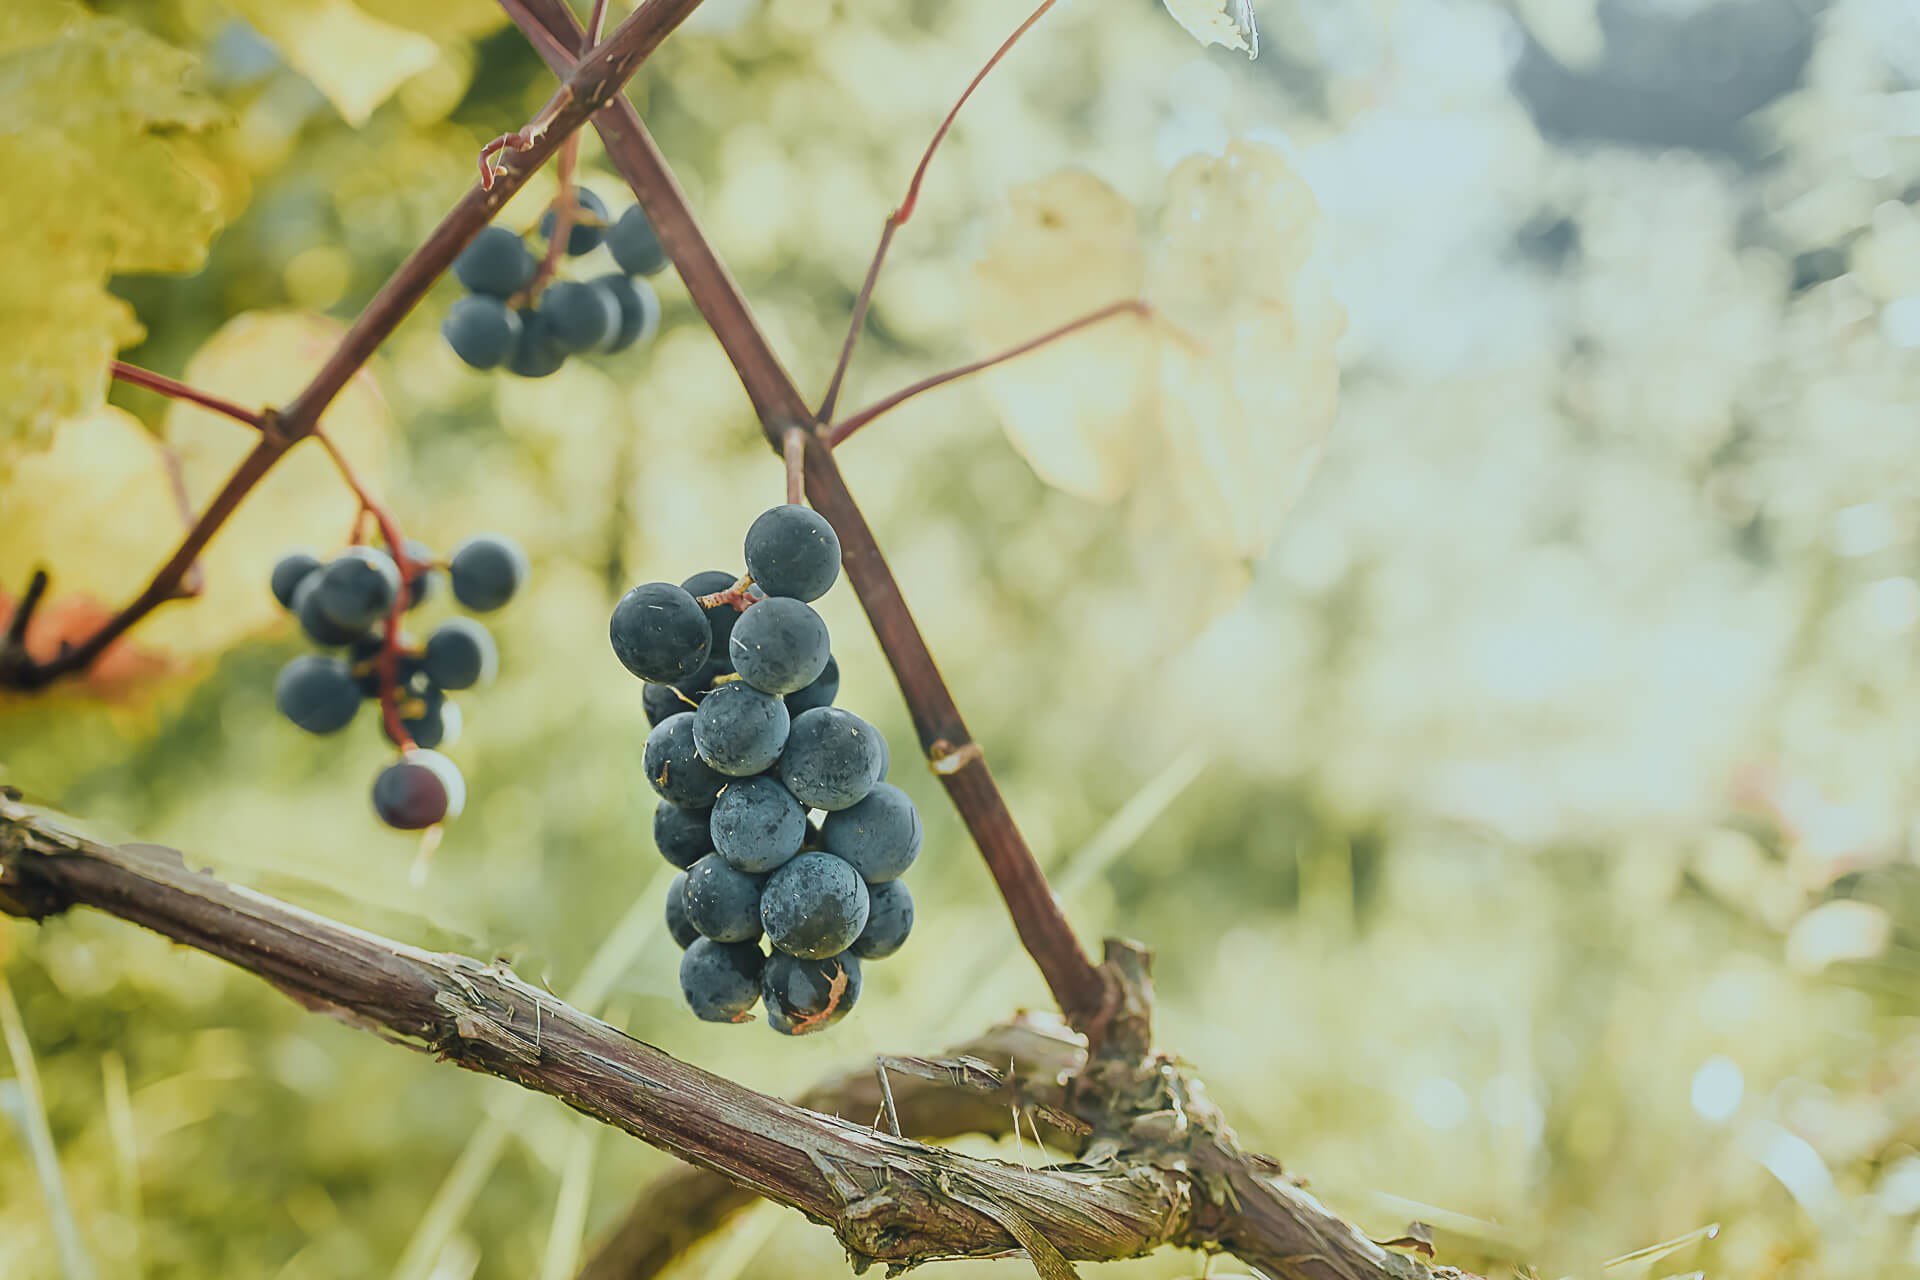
[538,279,619,353]
[643,680,700,726]
[315,547,401,631]
[594,274,660,353]
[293,576,362,646]
[679,938,764,1022]
[270,549,322,609]
[683,853,764,943]
[449,533,528,612]
[274,655,362,735]
[508,308,568,378]
[607,203,668,276]
[876,732,891,780]
[762,952,861,1036]
[642,713,727,808]
[820,782,922,882]
[453,224,537,297]
[609,582,709,683]
[540,188,609,255]
[424,618,497,690]
[665,872,699,949]
[653,801,713,870]
[760,852,869,959]
[710,775,805,874]
[728,597,830,696]
[743,505,841,602]
[780,707,884,811]
[850,879,913,960]
[680,569,747,654]
[692,680,790,776]
[783,654,839,717]
[442,295,521,370]
[372,749,466,829]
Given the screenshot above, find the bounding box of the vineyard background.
[4,0,1920,1277]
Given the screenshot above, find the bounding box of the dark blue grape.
[692,680,789,776]
[744,505,841,602]
[876,733,891,780]
[643,712,727,808]
[760,852,869,960]
[679,938,763,1022]
[392,538,436,610]
[372,750,465,829]
[454,225,537,297]
[424,618,496,690]
[683,853,764,943]
[381,685,458,750]
[293,576,362,646]
[540,188,609,255]
[850,880,912,960]
[607,203,668,276]
[315,547,401,631]
[780,708,884,811]
[644,680,700,726]
[508,308,567,377]
[728,597,830,696]
[710,776,805,874]
[594,274,659,353]
[784,655,838,717]
[442,295,521,369]
[271,549,322,609]
[610,582,709,683]
[762,952,861,1036]
[820,782,921,882]
[653,801,713,870]
[666,872,699,949]
[274,655,362,734]
[449,533,528,612]
[538,279,618,353]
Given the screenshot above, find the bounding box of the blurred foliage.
[3,0,1920,1278]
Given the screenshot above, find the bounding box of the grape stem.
[0,0,705,693]
[814,0,1062,424]
[782,425,807,505]
[824,299,1150,447]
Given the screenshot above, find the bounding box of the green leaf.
[0,1,230,458]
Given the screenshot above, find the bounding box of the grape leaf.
[1161,0,1259,58]
[966,171,1154,502]
[0,407,188,695]
[152,311,392,656]
[231,0,440,127]
[0,1,231,458]
[968,141,1345,565]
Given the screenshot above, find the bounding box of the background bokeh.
[5,0,1920,1277]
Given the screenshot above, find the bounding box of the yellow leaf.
[152,311,392,655]
[0,1,231,457]
[1160,0,1259,58]
[233,0,441,127]
[969,141,1344,564]
[966,170,1154,501]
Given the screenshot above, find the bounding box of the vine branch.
[508,0,1112,1037]
[0,0,709,693]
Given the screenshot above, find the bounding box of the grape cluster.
[611,506,920,1035]
[270,533,527,831]
[442,190,669,377]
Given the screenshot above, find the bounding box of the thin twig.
[815,0,1061,423]
[826,299,1148,446]
[2,570,49,652]
[109,361,261,429]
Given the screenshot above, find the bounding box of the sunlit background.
[4,0,1920,1277]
